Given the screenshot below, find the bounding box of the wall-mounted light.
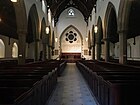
[11,0,17,2]
[46,26,49,34]
[55,37,58,42]
[86,36,88,42]
[0,18,2,22]
[94,25,98,33]
[19,54,22,57]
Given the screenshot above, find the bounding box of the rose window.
[65,31,77,43]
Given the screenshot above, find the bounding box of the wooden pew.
[95,72,140,105]
[127,60,140,67]
[100,79,140,105]
[76,60,140,105]
[0,78,39,104]
[0,60,66,105]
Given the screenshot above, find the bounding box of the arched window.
[12,42,18,58]
[68,9,75,16]
[0,39,5,58]
[48,9,51,23]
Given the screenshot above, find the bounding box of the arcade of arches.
[0,0,140,64]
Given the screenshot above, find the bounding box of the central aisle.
[46,63,98,105]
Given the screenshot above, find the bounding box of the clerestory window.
[68,9,75,16]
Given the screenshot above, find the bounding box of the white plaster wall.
[57,7,86,43]
[114,36,140,61]
[86,0,121,60]
[127,36,140,60]
[56,7,87,57]
[23,0,50,59]
[0,34,18,59]
[24,0,48,39]
[24,0,47,21]
[96,0,120,24]
[61,28,82,53]
[0,35,41,60]
[88,0,121,35]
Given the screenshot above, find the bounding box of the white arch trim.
[0,39,5,58]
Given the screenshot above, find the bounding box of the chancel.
[0,0,140,105]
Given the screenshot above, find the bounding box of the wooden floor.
[45,63,99,105]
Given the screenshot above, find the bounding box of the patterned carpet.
[46,63,99,105]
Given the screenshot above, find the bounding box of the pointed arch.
[27,4,40,43]
[96,16,103,60]
[27,4,40,61]
[118,0,132,33]
[60,25,83,42]
[104,2,118,43]
[40,18,46,40]
[96,16,103,44]
[104,2,118,61]
[60,25,83,53]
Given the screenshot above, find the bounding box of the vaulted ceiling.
[46,0,97,24]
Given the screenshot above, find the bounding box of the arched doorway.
[0,39,5,58]
[104,2,118,62]
[12,42,18,58]
[60,25,83,62]
[27,4,39,61]
[96,17,103,60]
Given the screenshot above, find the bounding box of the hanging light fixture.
[11,0,17,2]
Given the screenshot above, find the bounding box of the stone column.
[104,38,110,62]
[97,42,101,60]
[48,46,51,59]
[34,39,39,61]
[119,30,127,64]
[46,45,49,59]
[42,34,47,61]
[92,45,95,60]
[13,1,27,64]
[42,43,47,61]
[18,30,26,65]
